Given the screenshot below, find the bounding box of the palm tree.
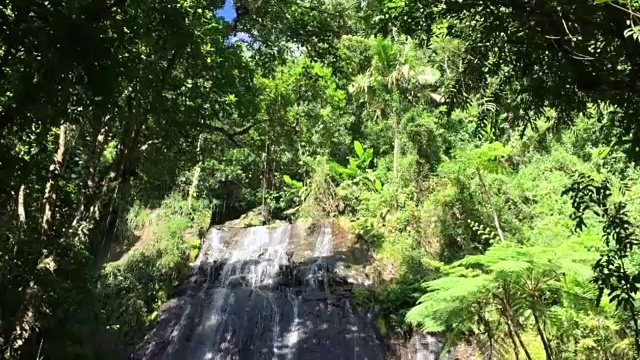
[348,34,441,181]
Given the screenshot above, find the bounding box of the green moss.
[186,238,201,261]
[147,310,159,323]
[377,315,388,337]
[226,207,268,227]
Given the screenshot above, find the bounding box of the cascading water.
[186,225,291,359]
[413,335,451,360]
[136,221,389,360]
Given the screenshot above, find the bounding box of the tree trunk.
[17,184,26,227]
[89,121,143,259]
[499,286,533,360]
[476,167,504,243]
[9,281,39,354]
[188,135,204,209]
[393,111,399,182]
[262,135,270,208]
[532,310,554,359]
[501,311,520,360]
[41,122,71,233]
[479,310,495,360]
[71,125,110,236]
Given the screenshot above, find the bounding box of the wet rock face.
[134,222,385,360]
[388,333,452,360]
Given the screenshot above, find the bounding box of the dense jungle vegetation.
[3,0,640,358]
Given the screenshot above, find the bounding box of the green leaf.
[348,158,360,172]
[338,166,356,177]
[375,179,382,191]
[489,260,531,273]
[365,148,374,161]
[283,175,302,189]
[284,206,301,216]
[599,139,615,159]
[354,140,365,159]
[385,0,406,9]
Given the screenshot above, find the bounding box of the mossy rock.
[376,315,388,337]
[225,206,270,228]
[185,238,200,261]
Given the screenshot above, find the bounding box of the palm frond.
[370,36,397,75]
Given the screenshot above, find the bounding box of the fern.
[407,274,492,331]
[468,219,500,245]
[408,240,609,358]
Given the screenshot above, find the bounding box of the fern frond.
[468,219,500,245]
[489,260,531,273]
[408,274,492,332]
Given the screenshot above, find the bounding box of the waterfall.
[135,221,448,360]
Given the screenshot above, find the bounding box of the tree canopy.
[3,0,640,358]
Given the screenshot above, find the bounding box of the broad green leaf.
[365,148,374,161]
[599,139,616,159]
[354,140,365,159]
[283,175,302,189]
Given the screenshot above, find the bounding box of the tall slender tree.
[349,35,440,181]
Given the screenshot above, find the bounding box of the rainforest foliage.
[2,0,640,358]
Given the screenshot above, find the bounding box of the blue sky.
[216,0,252,44]
[217,0,236,22]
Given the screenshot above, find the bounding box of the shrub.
[352,285,373,308]
[96,194,206,351]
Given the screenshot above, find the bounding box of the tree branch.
[204,121,264,146]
